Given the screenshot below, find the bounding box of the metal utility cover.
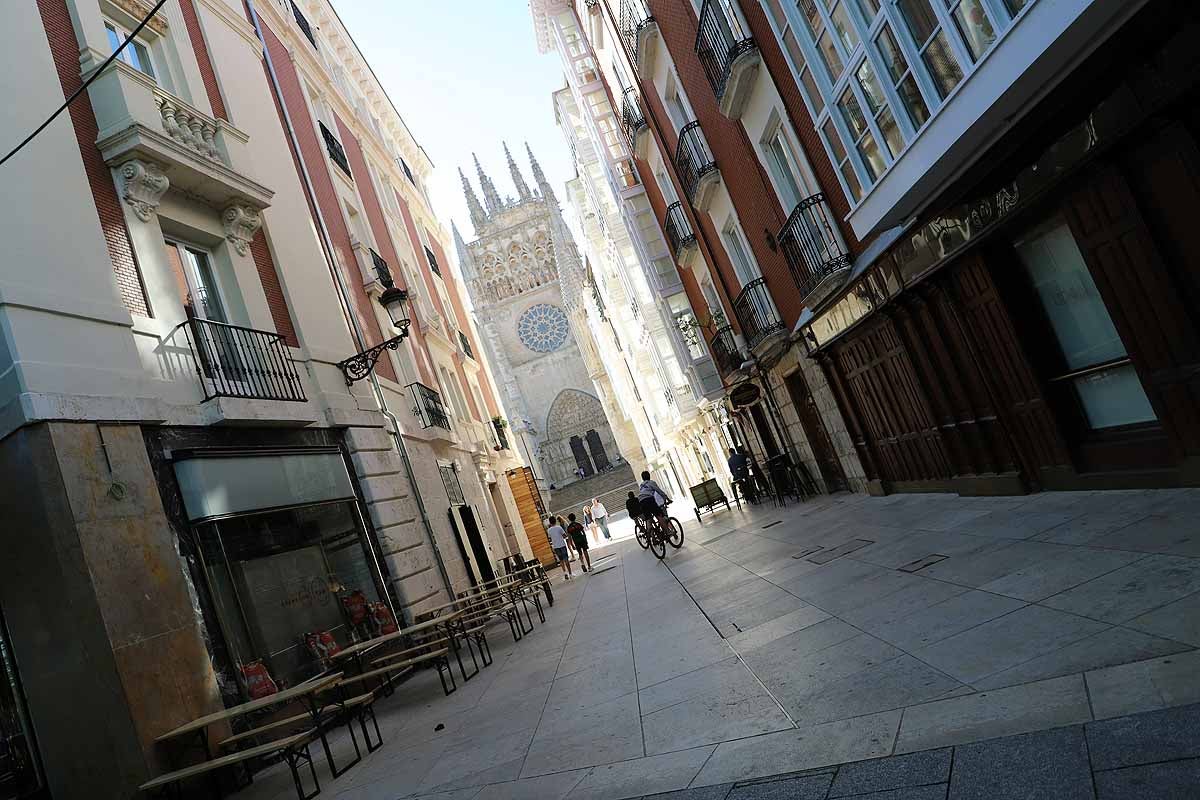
[808,539,874,564]
[762,520,783,529]
[792,546,823,559]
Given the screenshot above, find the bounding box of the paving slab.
[726,604,831,654]
[1040,555,1200,623]
[1124,591,1200,646]
[473,769,589,800]
[1085,650,1200,719]
[690,710,902,787]
[868,590,1026,652]
[946,726,1093,800]
[1093,758,1200,799]
[1085,513,1200,557]
[1085,702,1200,770]
[724,772,833,799]
[893,675,1092,753]
[786,653,964,727]
[566,746,715,800]
[979,548,1145,601]
[912,605,1109,684]
[522,691,644,777]
[828,748,951,797]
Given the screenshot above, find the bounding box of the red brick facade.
[36,0,149,317]
[248,230,298,346]
[261,20,396,381]
[179,0,228,120]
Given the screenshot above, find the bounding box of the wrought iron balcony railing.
[709,325,741,376]
[458,330,474,359]
[492,418,510,450]
[425,245,441,277]
[695,0,756,101]
[621,87,647,147]
[408,381,451,431]
[291,1,317,49]
[778,193,852,302]
[181,317,306,402]
[319,121,351,178]
[733,277,785,350]
[370,248,393,287]
[664,202,696,260]
[618,0,654,63]
[674,121,717,204]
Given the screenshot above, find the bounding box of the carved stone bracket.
[222,205,262,256]
[118,159,169,222]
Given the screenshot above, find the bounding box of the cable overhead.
[0,0,169,168]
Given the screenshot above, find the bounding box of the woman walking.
[582,504,597,544]
[591,498,611,540]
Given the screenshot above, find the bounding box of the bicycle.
[639,502,684,559]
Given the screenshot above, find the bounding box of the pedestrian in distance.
[547,516,572,580]
[625,490,640,520]
[592,498,611,540]
[582,504,597,544]
[566,513,591,572]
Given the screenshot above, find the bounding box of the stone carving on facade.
[112,0,168,33]
[222,204,263,256]
[118,159,169,222]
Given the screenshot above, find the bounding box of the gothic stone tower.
[456,145,621,488]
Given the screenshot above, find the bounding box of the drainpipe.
[245,0,455,610]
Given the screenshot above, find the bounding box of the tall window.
[721,220,761,287]
[762,124,810,211]
[104,20,156,79]
[761,0,1031,203]
[664,76,692,133]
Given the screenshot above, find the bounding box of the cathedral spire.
[451,221,475,279]
[526,142,554,202]
[474,152,503,214]
[505,141,532,201]
[459,167,488,231]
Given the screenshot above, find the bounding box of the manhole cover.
[791,546,822,559]
[899,554,948,573]
[808,539,874,564]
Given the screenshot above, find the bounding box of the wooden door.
[783,369,846,492]
[506,467,555,567]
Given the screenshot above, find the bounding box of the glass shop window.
[1013,217,1157,430]
[195,502,390,693]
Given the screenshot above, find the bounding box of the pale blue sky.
[333,0,575,246]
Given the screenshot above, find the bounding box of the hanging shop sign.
[728,381,761,409]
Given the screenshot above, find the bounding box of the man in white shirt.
[591,498,611,540]
[547,516,572,580]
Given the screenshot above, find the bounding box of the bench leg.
[516,597,534,634]
[319,712,362,779]
[436,656,457,696]
[358,703,383,753]
[473,628,493,666]
[505,607,522,642]
[285,742,320,800]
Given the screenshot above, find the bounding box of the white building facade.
[1,0,530,794]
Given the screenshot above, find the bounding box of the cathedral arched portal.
[543,389,620,485]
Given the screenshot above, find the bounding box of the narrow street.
[248,489,1200,799]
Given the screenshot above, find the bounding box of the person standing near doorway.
[548,516,572,580]
[592,498,611,540]
[566,513,591,572]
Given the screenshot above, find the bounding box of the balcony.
[621,88,650,157]
[290,1,317,49]
[181,317,306,402]
[425,246,442,277]
[458,330,474,359]
[408,381,451,431]
[733,277,785,352]
[320,121,352,178]
[370,248,393,287]
[664,202,698,263]
[93,65,271,212]
[674,121,720,211]
[492,418,510,450]
[695,0,760,120]
[618,0,659,75]
[709,326,742,377]
[778,194,852,308]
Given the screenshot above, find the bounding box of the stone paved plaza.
[249,489,1200,799]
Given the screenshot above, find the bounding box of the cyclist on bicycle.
[637,470,671,531]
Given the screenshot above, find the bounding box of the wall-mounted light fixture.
[337,287,411,386]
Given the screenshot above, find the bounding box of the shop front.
[801,4,1200,495]
[151,434,397,702]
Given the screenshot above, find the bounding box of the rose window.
[517,303,569,352]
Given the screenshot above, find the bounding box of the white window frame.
[760,0,1027,206]
[757,113,819,212]
[720,217,763,288]
[103,17,157,80]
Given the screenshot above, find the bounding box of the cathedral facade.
[455,145,629,489]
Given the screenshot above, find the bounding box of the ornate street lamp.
[337,286,411,386]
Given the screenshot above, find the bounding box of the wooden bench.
[371,647,455,695]
[140,730,318,799]
[689,478,731,522]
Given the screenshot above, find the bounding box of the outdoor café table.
[155,671,353,775]
[329,629,406,677]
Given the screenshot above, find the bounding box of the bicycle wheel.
[667,517,684,549]
[634,518,650,549]
[649,526,666,559]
